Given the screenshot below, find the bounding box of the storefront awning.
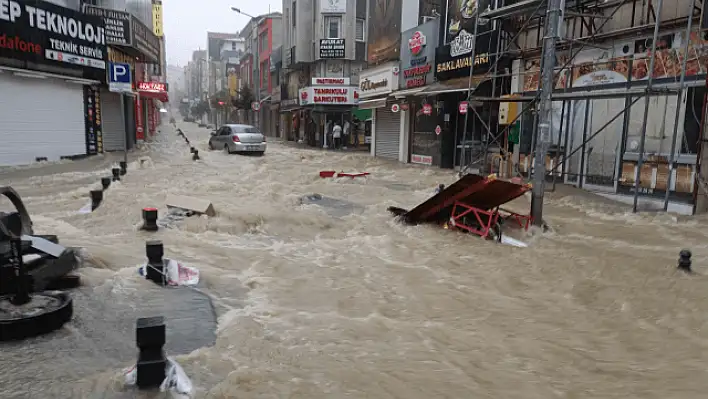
[391,87,426,98]
[138,90,169,102]
[357,97,387,110]
[415,76,490,96]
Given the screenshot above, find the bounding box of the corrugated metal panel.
[0,74,84,166]
[101,90,125,151]
[374,107,400,160]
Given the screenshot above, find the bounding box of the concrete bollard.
[145,240,165,285]
[141,208,159,231]
[190,147,196,153]
[112,167,121,181]
[101,177,111,190]
[119,161,128,176]
[90,190,103,211]
[678,249,692,273]
[135,316,167,389]
[192,150,200,161]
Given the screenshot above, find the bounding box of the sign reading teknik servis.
[0,0,107,81]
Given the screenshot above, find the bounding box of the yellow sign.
[228,75,239,97]
[152,0,163,37]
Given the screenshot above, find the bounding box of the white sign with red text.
[311,77,351,86]
[411,154,433,165]
[298,86,359,106]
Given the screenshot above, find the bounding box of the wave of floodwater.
[1,123,708,398]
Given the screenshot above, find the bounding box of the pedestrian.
[332,122,342,149]
[325,120,333,148]
[352,116,360,147]
[343,120,351,150]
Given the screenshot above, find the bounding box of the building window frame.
[324,16,342,39]
[355,18,365,42]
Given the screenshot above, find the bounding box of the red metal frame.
[501,211,533,230]
[449,202,501,239]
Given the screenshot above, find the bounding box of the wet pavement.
[1,121,708,398]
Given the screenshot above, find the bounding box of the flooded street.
[2,123,708,398]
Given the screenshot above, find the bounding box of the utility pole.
[530,0,562,227]
[253,23,260,131]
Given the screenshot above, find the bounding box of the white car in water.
[208,124,266,155]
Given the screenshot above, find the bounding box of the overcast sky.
[164,0,282,66]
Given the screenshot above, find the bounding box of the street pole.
[459,14,480,175]
[530,0,562,227]
[120,93,128,164]
[254,24,260,131]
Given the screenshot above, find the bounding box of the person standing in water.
[332,122,343,150]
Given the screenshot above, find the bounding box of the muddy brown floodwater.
[1,122,708,399]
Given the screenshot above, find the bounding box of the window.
[355,18,365,42]
[231,41,237,50]
[234,125,260,133]
[259,34,267,52]
[292,2,296,26]
[324,16,342,39]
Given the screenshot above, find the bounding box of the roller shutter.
[101,90,125,152]
[374,107,400,160]
[0,73,85,166]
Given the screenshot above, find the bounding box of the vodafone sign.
[298,86,360,106]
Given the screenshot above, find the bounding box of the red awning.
[138,90,169,102]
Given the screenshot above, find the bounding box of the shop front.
[0,0,107,166]
[358,63,401,160]
[431,26,501,169]
[394,19,440,166]
[136,81,169,141]
[298,78,359,148]
[280,98,301,141]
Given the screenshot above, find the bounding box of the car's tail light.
[232,135,240,142]
[262,136,266,142]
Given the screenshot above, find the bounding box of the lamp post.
[231,7,260,130]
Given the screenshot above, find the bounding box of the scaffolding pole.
[631,0,664,213]
[530,0,562,226]
[663,0,694,211]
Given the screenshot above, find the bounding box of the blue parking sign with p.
[108,62,132,93]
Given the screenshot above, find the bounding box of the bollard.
[10,238,31,305]
[90,190,104,211]
[678,249,692,273]
[190,147,196,154]
[141,208,159,231]
[101,177,111,190]
[185,138,190,144]
[135,316,167,389]
[119,161,128,176]
[192,150,200,161]
[145,240,165,285]
[112,167,121,181]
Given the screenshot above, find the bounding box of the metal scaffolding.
[456,0,703,217]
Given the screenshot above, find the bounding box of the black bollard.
[112,167,121,181]
[119,161,128,176]
[135,316,167,389]
[678,249,692,273]
[90,190,103,211]
[190,147,196,153]
[141,207,159,231]
[192,150,200,161]
[101,177,111,190]
[145,240,165,285]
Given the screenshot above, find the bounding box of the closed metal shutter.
[0,73,84,166]
[101,90,125,152]
[374,107,400,160]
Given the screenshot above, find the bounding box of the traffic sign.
[458,101,468,114]
[108,62,132,93]
[251,101,260,111]
[422,104,432,115]
[391,104,400,113]
[435,125,441,135]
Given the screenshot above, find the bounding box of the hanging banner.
[83,86,100,155]
[95,88,103,153]
[151,0,163,37]
[135,97,144,141]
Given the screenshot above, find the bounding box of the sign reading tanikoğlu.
[82,5,131,46]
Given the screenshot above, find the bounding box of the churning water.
[1,123,708,398]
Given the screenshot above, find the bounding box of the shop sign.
[83,86,102,154]
[312,77,350,85]
[0,0,108,81]
[319,38,345,59]
[391,104,400,112]
[151,0,163,37]
[459,101,468,114]
[135,97,144,141]
[399,22,437,90]
[131,16,160,63]
[411,154,432,165]
[450,30,474,57]
[422,104,432,115]
[298,86,359,105]
[137,81,166,92]
[281,98,299,110]
[434,29,498,81]
[435,125,441,135]
[82,5,131,46]
[358,64,397,98]
[320,0,346,13]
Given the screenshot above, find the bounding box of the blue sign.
[108,62,132,93]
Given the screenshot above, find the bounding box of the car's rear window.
[232,126,260,133]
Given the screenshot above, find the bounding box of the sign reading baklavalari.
[0,0,107,80]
